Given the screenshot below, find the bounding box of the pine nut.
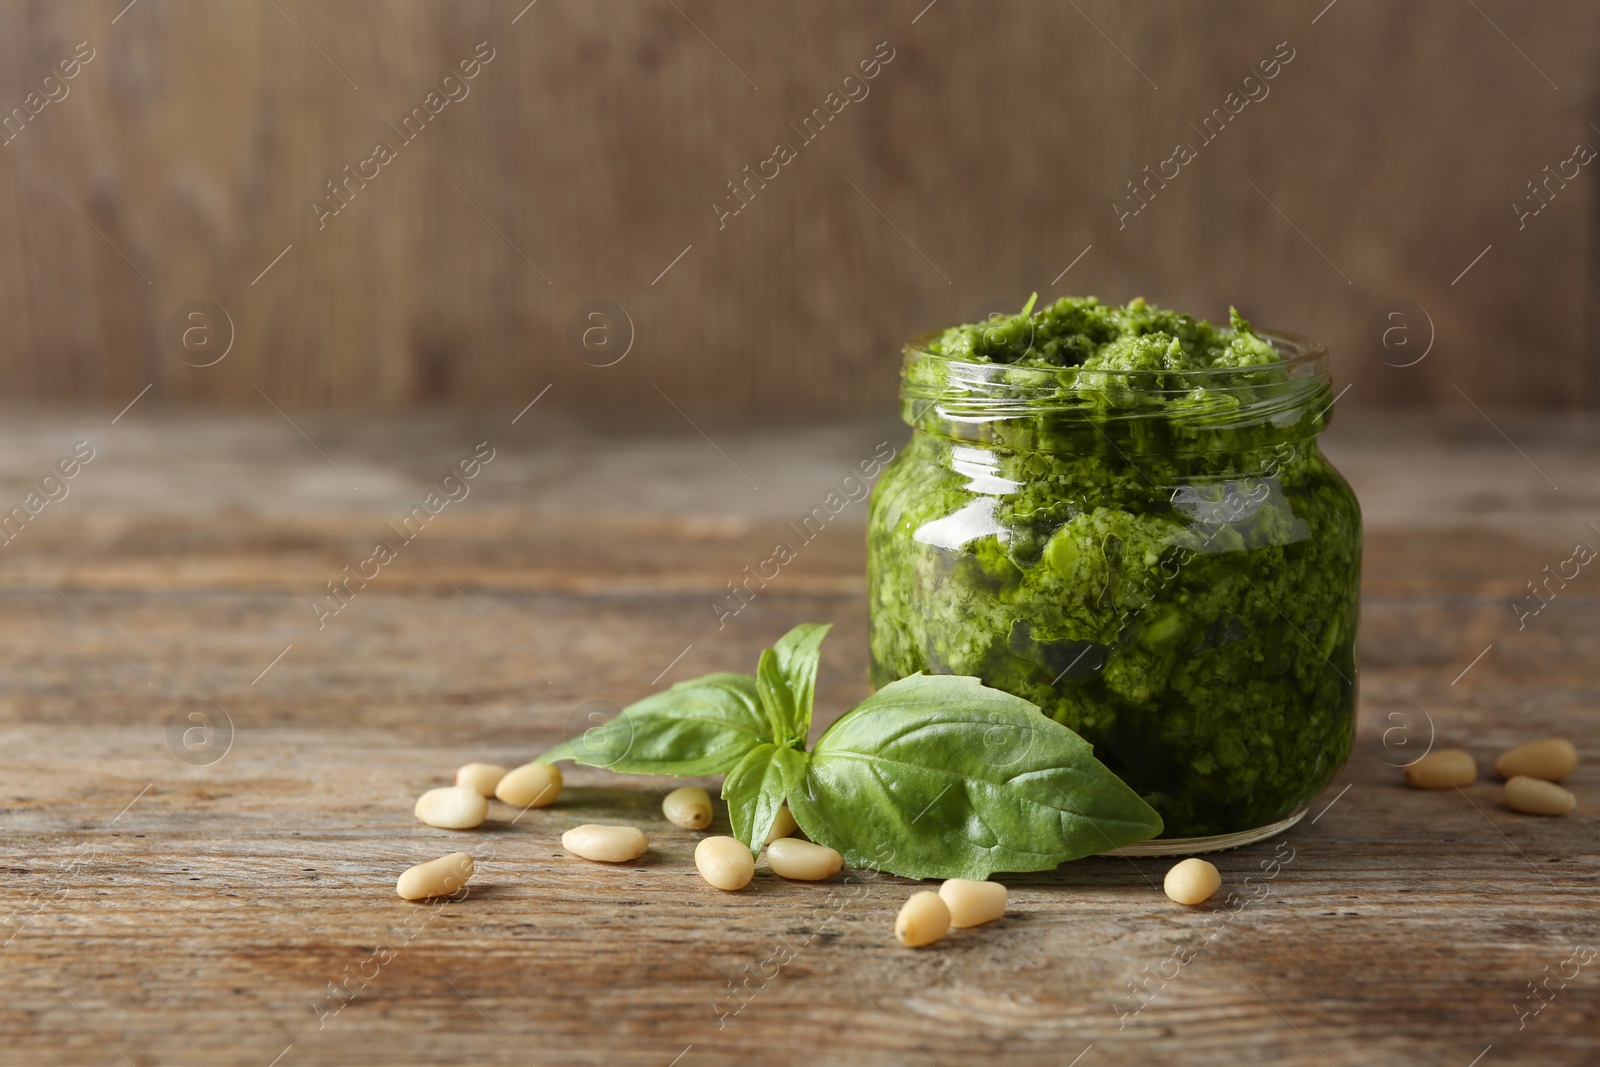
[695,836,755,890]
[895,890,950,947]
[1505,775,1576,816]
[766,838,843,881]
[496,762,563,808]
[1495,738,1577,783]
[414,786,489,830]
[766,805,797,843]
[1164,858,1221,906]
[663,786,713,830]
[1403,748,1476,789]
[562,824,649,862]
[455,762,507,797]
[938,878,1007,927]
[396,852,475,900]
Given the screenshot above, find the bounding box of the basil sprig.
[755,622,829,746]
[538,624,1162,879]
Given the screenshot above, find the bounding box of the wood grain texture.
[0,409,1596,1066]
[0,1,1596,413]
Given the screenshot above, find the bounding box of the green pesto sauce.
[868,296,1360,838]
[927,294,1281,372]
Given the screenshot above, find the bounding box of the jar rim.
[898,327,1335,449]
[902,327,1328,384]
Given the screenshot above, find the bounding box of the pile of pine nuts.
[396,759,568,899]
[404,734,1576,934]
[893,854,1226,946]
[397,761,849,904]
[894,879,1009,947]
[399,757,1237,938]
[401,757,1030,946]
[410,762,564,832]
[690,804,842,890]
[1404,736,1577,815]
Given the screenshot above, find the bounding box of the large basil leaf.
[787,674,1163,880]
[756,623,830,744]
[721,743,808,852]
[538,673,770,775]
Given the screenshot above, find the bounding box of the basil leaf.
[721,743,808,852]
[755,650,795,745]
[538,673,770,776]
[756,622,831,744]
[787,674,1163,880]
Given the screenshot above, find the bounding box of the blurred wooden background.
[0,0,1595,415]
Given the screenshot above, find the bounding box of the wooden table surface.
[0,407,1595,1067]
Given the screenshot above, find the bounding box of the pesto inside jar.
[867,295,1361,839]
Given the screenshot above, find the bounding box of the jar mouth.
[899,328,1335,452]
[903,326,1327,385]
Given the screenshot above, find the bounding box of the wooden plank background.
[0,0,1595,414]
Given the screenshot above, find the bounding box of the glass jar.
[867,329,1360,853]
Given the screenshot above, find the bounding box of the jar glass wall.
[867,331,1361,850]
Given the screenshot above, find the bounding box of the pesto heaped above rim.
[924,295,1281,373]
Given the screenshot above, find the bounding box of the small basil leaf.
[719,743,769,815]
[537,673,770,776]
[722,743,808,852]
[755,649,795,745]
[757,623,831,743]
[788,674,1163,880]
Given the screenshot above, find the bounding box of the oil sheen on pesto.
[868,296,1361,838]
